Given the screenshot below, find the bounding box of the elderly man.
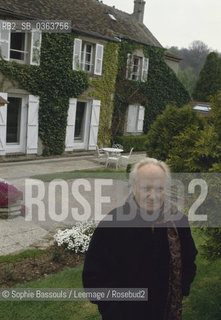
[83,158,197,320]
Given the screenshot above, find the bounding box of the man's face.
[134,164,166,212]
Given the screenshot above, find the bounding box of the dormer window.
[126,53,149,82]
[73,38,104,76]
[108,13,117,21]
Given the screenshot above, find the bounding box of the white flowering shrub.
[54,221,97,253]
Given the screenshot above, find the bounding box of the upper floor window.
[10,32,27,61]
[73,38,104,75]
[0,20,42,65]
[126,53,149,82]
[81,43,93,72]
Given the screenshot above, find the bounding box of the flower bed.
[54,221,97,253]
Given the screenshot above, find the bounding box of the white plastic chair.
[105,152,121,169]
[96,145,106,164]
[120,147,134,166]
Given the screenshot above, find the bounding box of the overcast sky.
[103,0,221,52]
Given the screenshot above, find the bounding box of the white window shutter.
[65,98,77,151]
[94,44,104,75]
[137,106,145,132]
[0,21,10,61]
[0,92,8,155]
[141,57,149,82]
[73,38,82,70]
[88,100,101,150]
[126,53,132,80]
[30,30,42,65]
[27,95,39,154]
[126,105,138,132]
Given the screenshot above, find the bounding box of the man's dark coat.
[82,197,198,320]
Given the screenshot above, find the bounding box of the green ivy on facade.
[0,33,89,155]
[0,36,190,155]
[112,40,191,137]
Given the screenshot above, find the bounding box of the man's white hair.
[129,157,171,192]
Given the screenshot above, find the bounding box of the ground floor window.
[6,97,22,143]
[126,105,145,133]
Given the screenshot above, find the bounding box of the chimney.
[133,0,146,23]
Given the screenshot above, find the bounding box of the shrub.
[193,52,221,101]
[114,135,147,152]
[54,221,97,253]
[167,125,221,172]
[145,104,206,161]
[211,91,221,141]
[201,228,221,260]
[195,174,221,261]
[0,182,23,207]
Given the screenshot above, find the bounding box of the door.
[5,95,27,153]
[73,101,91,150]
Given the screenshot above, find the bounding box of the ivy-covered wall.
[112,40,191,137]
[0,33,89,155]
[0,35,190,155]
[80,41,119,147]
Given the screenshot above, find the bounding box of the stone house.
[0,0,182,157]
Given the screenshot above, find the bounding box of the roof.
[0,0,162,47]
[165,50,182,62]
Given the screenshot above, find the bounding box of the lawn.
[0,264,101,320]
[0,230,220,320]
[31,169,127,182]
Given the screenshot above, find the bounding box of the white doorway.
[6,95,27,153]
[73,100,91,150]
[65,99,101,152]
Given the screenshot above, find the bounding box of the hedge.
[114,135,147,152]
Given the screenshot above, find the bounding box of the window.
[126,105,145,133]
[73,38,104,75]
[126,53,149,82]
[0,20,42,65]
[6,97,22,143]
[131,56,142,81]
[81,43,93,72]
[108,13,117,21]
[10,32,27,61]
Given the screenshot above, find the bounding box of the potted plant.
[0,181,23,219]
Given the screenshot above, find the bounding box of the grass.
[182,229,221,320]
[0,230,220,320]
[0,249,47,264]
[31,169,127,182]
[0,264,101,320]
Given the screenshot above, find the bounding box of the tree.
[210,90,221,141]
[168,41,211,78]
[193,52,221,101]
[145,104,205,161]
[177,67,197,97]
[180,40,210,77]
